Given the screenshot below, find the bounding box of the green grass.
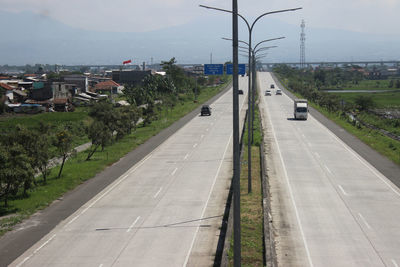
[335,91,400,108]
[341,79,400,91]
[0,82,230,235]
[229,104,265,266]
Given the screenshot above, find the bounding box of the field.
[341,79,400,91]
[335,91,400,108]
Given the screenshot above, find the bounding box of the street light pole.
[232,0,241,265]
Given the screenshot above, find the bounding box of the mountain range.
[1,10,399,65]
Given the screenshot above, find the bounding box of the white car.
[276,89,282,95]
[265,90,271,96]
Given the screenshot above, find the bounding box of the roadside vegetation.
[274,64,400,165]
[0,58,230,235]
[229,101,265,266]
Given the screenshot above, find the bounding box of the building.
[112,70,153,86]
[93,80,124,94]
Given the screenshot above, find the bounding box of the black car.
[201,105,212,116]
[238,89,244,95]
[270,84,275,89]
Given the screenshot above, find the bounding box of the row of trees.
[0,102,142,207]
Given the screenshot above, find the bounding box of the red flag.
[123,59,132,65]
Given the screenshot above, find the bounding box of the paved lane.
[259,72,400,267]
[11,77,248,267]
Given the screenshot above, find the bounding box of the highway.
[10,77,248,267]
[259,72,400,267]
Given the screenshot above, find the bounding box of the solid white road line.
[314,152,320,159]
[182,132,233,267]
[392,259,399,267]
[310,115,400,198]
[358,213,372,230]
[153,187,162,199]
[261,93,314,267]
[171,167,178,176]
[127,216,140,233]
[16,234,57,267]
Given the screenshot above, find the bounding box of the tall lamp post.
[200,4,301,265]
[223,37,282,193]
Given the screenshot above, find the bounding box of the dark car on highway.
[201,105,212,116]
[238,89,244,94]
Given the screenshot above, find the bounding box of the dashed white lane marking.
[171,167,178,176]
[325,165,332,174]
[206,128,209,132]
[16,234,57,267]
[184,154,189,160]
[153,187,162,198]
[314,152,320,158]
[127,216,140,233]
[201,134,205,139]
[64,154,153,228]
[358,213,372,229]
[99,264,104,267]
[310,115,400,198]
[392,259,399,267]
[338,185,348,196]
[193,143,198,148]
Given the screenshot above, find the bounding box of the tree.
[33,123,53,184]
[0,143,33,206]
[86,121,112,160]
[354,95,375,111]
[54,128,75,178]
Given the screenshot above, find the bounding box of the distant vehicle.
[275,89,282,95]
[270,84,275,89]
[238,89,244,95]
[201,105,212,116]
[265,90,272,96]
[294,99,308,120]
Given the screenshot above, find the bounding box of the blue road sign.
[226,64,246,75]
[204,64,224,75]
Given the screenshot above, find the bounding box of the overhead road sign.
[204,64,224,75]
[226,64,246,75]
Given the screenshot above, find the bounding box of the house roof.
[0,82,14,91]
[94,80,121,91]
[53,98,69,104]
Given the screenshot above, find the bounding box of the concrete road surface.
[10,77,248,267]
[259,72,400,267]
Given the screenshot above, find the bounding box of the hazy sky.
[1,0,399,35]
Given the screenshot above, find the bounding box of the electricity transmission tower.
[300,19,305,68]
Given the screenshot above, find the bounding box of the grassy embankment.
[229,103,265,266]
[0,82,230,236]
[277,75,400,165]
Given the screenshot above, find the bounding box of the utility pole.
[300,19,306,69]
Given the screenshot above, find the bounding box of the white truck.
[294,99,308,120]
